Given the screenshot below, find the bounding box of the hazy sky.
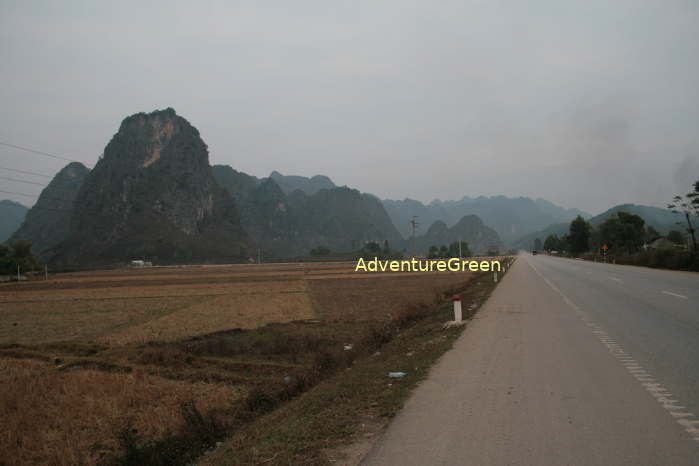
[2,0,698,214]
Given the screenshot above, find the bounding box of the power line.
[0,188,106,217]
[0,141,92,167]
[0,175,48,187]
[0,189,77,206]
[0,188,39,199]
[0,165,53,178]
[0,188,86,207]
[5,202,75,215]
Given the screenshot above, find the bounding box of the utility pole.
[410,216,419,258]
[45,264,48,281]
[685,212,697,256]
[458,237,462,258]
[17,264,20,282]
[257,248,261,264]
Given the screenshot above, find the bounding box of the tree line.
[0,240,37,276]
[533,180,698,269]
[427,241,472,259]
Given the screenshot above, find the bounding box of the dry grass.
[0,358,242,466]
[0,269,313,346]
[0,296,205,344]
[0,263,470,346]
[0,261,481,465]
[309,272,470,321]
[102,287,315,345]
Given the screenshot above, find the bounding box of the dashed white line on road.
[610,277,621,282]
[528,259,699,443]
[662,291,688,299]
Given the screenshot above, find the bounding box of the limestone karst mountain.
[415,215,502,254]
[213,165,405,257]
[51,108,247,265]
[384,196,588,245]
[8,162,89,257]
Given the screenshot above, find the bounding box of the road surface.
[363,254,699,465]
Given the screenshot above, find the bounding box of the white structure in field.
[453,295,462,322]
[443,295,466,329]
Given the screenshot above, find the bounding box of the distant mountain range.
[5,109,405,264]
[269,170,336,196]
[511,204,686,250]
[0,200,28,242]
[415,216,502,255]
[212,165,404,257]
[383,196,588,244]
[0,108,685,264]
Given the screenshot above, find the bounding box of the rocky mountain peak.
[50,109,247,265]
[106,107,205,172]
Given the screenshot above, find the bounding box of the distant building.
[130,260,145,267]
[0,274,27,282]
[643,237,678,250]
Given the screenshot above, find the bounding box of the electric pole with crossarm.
[410,216,419,258]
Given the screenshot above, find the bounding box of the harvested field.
[1,358,241,466]
[0,261,483,465]
[0,262,471,345]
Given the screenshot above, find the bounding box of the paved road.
[363,254,699,465]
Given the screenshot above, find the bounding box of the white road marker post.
[453,295,462,322]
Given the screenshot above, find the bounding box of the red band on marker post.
[453,295,461,302]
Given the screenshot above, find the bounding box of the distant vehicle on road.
[532,250,538,255]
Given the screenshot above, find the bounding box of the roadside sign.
[602,244,609,251]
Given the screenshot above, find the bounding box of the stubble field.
[0,261,476,465]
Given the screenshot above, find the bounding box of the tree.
[310,246,331,256]
[666,230,686,245]
[360,241,382,259]
[0,241,37,275]
[543,234,563,252]
[598,212,646,254]
[533,238,542,251]
[668,179,699,256]
[0,244,11,274]
[645,226,660,241]
[438,245,449,258]
[568,216,591,255]
[12,240,33,259]
[448,240,471,257]
[427,245,439,259]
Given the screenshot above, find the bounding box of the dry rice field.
[0,261,476,465]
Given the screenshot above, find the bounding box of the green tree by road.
[568,215,591,256]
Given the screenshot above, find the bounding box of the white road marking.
[610,277,621,282]
[662,291,688,300]
[528,259,699,443]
